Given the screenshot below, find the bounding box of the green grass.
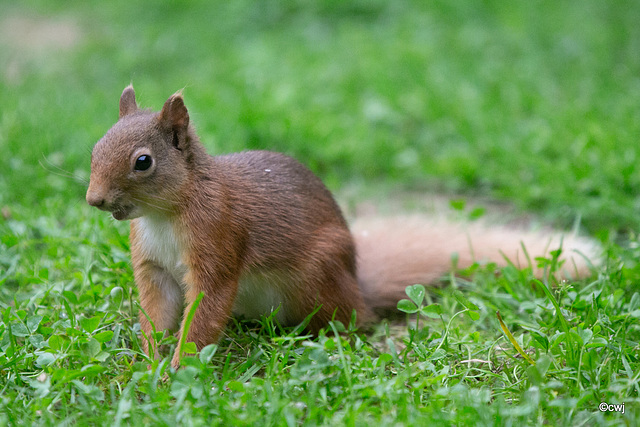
[1,0,640,425]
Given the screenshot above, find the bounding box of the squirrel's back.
[205,150,353,268]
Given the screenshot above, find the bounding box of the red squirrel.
[86,86,598,368]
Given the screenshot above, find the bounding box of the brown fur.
[87,86,599,368]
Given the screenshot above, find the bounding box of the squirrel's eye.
[134,155,152,171]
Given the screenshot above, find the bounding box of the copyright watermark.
[599,402,625,414]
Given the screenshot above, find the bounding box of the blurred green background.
[2,0,640,233]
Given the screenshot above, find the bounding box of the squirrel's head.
[86,86,195,220]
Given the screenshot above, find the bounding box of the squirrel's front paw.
[170,351,182,369]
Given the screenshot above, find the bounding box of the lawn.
[1,0,639,425]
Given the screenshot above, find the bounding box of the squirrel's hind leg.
[293,226,373,333]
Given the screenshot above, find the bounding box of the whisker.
[144,193,176,205]
[130,196,172,213]
[141,192,179,206]
[39,155,89,185]
[71,197,86,210]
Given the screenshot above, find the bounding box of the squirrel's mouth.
[112,205,133,221]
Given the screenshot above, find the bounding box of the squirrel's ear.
[119,85,138,118]
[158,92,189,132]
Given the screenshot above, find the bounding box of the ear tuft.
[158,91,189,131]
[119,85,138,118]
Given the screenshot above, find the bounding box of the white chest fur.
[136,216,188,286]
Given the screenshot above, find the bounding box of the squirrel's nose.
[86,191,106,208]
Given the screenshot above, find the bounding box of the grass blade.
[496,311,535,365]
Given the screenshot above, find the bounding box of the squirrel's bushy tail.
[352,216,600,314]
